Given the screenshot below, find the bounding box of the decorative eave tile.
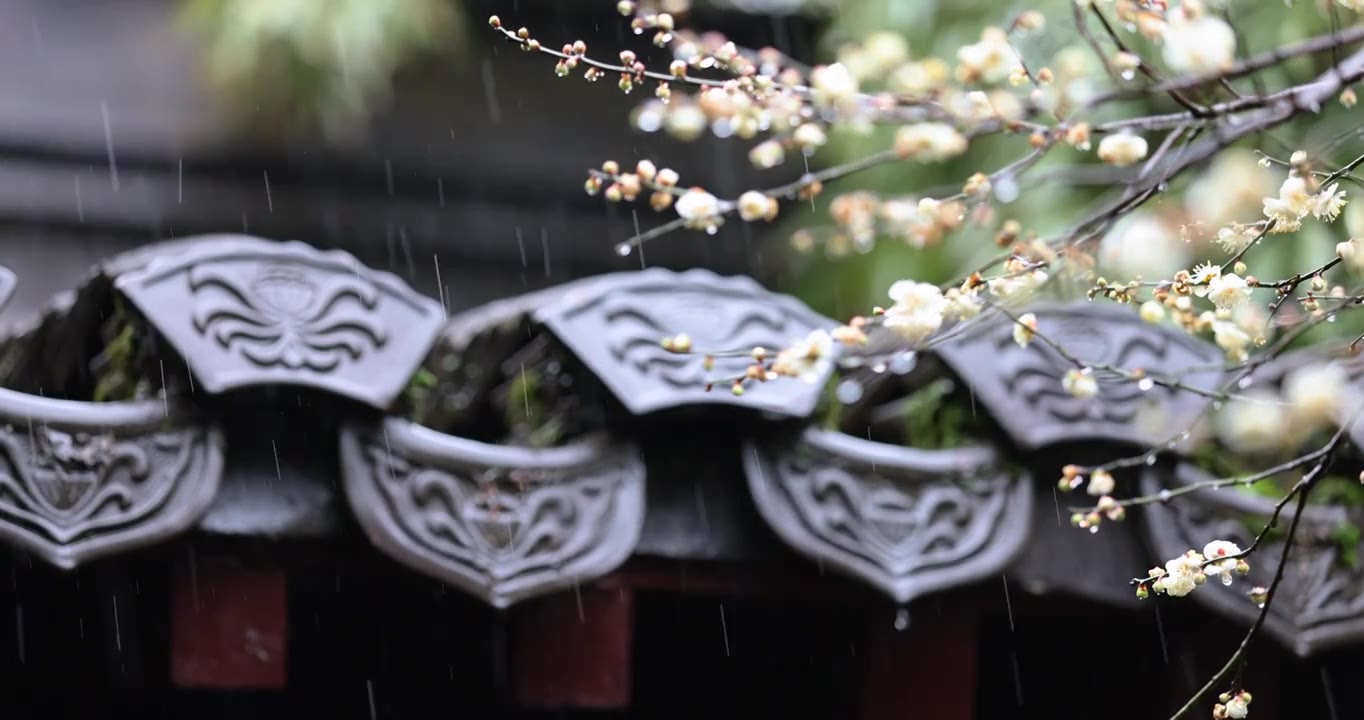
[535,268,839,419]
[114,235,446,410]
[339,418,646,609]
[0,389,224,569]
[1141,463,1364,658]
[742,427,1032,604]
[935,303,1226,451]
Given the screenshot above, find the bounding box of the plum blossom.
[1152,550,1206,598]
[1212,320,1252,362]
[1207,273,1252,311]
[893,123,968,162]
[1097,133,1148,167]
[1162,12,1236,75]
[1202,540,1244,586]
[1284,362,1360,429]
[1216,224,1257,254]
[810,62,859,110]
[1062,367,1098,399]
[882,281,947,343]
[675,188,722,231]
[1087,468,1115,496]
[1012,313,1037,348]
[771,330,834,384]
[1313,183,1348,221]
[1263,175,1313,232]
[1217,389,1289,453]
[956,27,1022,84]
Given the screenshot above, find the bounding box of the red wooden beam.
[510,582,634,709]
[171,555,288,689]
[860,605,979,720]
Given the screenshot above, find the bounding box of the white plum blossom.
[675,188,721,231]
[1313,183,1348,221]
[1203,540,1243,586]
[810,63,859,110]
[793,123,828,152]
[1217,389,1289,453]
[956,27,1022,84]
[1162,12,1236,75]
[1013,313,1038,348]
[1207,273,1252,311]
[1062,367,1099,399]
[748,139,785,169]
[772,330,834,384]
[737,191,776,222]
[863,31,910,71]
[882,281,947,343]
[1099,212,1190,281]
[1224,692,1252,719]
[1097,133,1148,167]
[944,288,982,320]
[1154,550,1206,598]
[1284,362,1358,429]
[988,270,1049,300]
[1216,224,1257,254]
[1139,300,1165,324]
[1263,175,1313,232]
[894,123,968,162]
[1212,320,1252,362]
[1087,468,1115,496]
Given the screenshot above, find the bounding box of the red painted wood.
[860,606,979,720]
[171,558,288,689]
[510,584,634,709]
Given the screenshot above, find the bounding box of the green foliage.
[180,0,462,141]
[901,377,976,450]
[401,367,439,424]
[503,367,564,449]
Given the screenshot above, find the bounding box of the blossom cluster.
[1140,541,1250,599]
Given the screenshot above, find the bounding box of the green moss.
[502,367,563,449]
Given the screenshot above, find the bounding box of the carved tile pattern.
[1140,465,1364,657]
[0,422,223,568]
[116,235,445,410]
[536,268,838,418]
[189,263,387,371]
[340,421,646,608]
[935,304,1225,450]
[743,428,1032,603]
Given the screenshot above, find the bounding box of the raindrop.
[994,177,1020,203]
[1328,315,1338,323]
[1158,489,1172,503]
[1257,603,1265,609]
[635,108,663,132]
[1212,400,1224,410]
[871,363,887,374]
[1237,377,1253,389]
[835,379,863,404]
[1120,69,1136,81]
[889,352,917,374]
[101,101,119,192]
[615,243,634,256]
[1145,455,1157,466]
[893,607,910,631]
[705,226,719,236]
[1088,526,1099,534]
[1138,378,1155,391]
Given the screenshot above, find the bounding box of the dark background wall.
[0,0,823,332]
